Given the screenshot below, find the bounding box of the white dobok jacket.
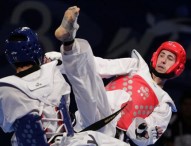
[0,61,71,141]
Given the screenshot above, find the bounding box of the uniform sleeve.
[61,38,116,136]
[126,94,173,146]
[94,56,138,79]
[144,92,176,136]
[145,103,172,145]
[145,99,173,127]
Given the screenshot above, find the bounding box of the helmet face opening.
[4,27,43,66]
[151,41,186,78]
[8,34,27,42]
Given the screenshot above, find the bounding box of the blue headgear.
[4,27,43,65]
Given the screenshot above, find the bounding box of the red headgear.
[151,41,186,77]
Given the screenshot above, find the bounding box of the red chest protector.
[105,74,159,130]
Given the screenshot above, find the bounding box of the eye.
[169,58,173,61]
[168,56,175,61]
[159,54,164,58]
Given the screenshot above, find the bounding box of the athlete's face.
[155,50,176,73]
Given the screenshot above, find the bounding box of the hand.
[44,51,62,65]
[153,126,163,139]
[55,6,80,42]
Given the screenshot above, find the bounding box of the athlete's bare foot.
[55,6,80,42]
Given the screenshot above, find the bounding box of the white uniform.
[0,61,71,144]
[60,38,177,146]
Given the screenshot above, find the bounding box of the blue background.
[0,0,191,145]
